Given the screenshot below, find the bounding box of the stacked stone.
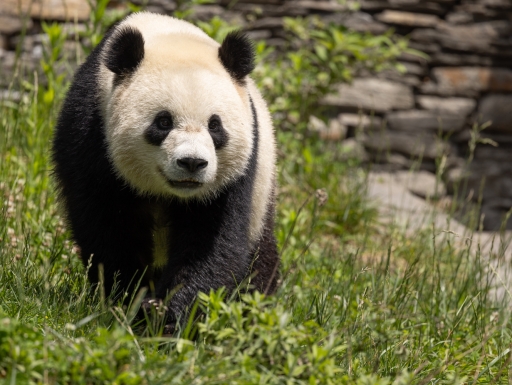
[319,0,512,230]
[0,0,90,97]
[1,0,511,229]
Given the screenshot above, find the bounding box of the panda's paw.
[141,298,169,317]
[139,297,183,336]
[163,323,176,336]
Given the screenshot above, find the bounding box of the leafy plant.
[84,0,137,52]
[253,16,421,137]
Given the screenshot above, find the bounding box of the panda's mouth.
[168,180,203,189]
[158,167,203,189]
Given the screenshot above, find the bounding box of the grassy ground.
[1,11,512,385]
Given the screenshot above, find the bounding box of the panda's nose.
[177,157,208,173]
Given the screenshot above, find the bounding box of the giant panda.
[52,12,278,329]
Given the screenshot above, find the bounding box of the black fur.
[145,111,173,146]
[248,186,279,295]
[104,26,145,78]
[52,28,153,295]
[52,24,279,328]
[208,114,228,149]
[218,31,255,84]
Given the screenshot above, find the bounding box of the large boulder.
[387,110,467,133]
[323,78,414,113]
[423,67,512,96]
[478,95,512,132]
[0,0,90,21]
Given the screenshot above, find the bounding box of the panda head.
[99,14,256,200]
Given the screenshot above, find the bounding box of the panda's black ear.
[104,26,145,76]
[219,31,255,84]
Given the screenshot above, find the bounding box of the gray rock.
[370,152,425,170]
[438,20,511,39]
[385,153,413,169]
[218,0,284,4]
[336,12,389,35]
[308,115,326,133]
[424,67,512,97]
[358,1,390,11]
[417,96,476,116]
[265,38,286,47]
[231,4,307,17]
[9,35,34,52]
[245,30,272,40]
[190,5,225,20]
[339,138,369,161]
[320,119,347,141]
[338,113,383,131]
[388,0,447,15]
[475,133,512,145]
[323,78,414,113]
[479,0,512,8]
[454,3,501,17]
[409,28,439,43]
[378,71,422,87]
[0,14,31,35]
[249,17,283,30]
[375,10,441,27]
[411,21,512,56]
[474,145,512,161]
[436,21,512,56]
[0,0,91,21]
[481,205,512,231]
[60,23,87,39]
[387,110,467,133]
[478,95,512,132]
[444,166,469,194]
[308,116,347,141]
[32,44,43,59]
[293,0,346,12]
[401,61,427,77]
[0,89,21,102]
[449,161,512,202]
[144,5,166,14]
[408,41,441,54]
[445,11,473,24]
[395,170,447,199]
[431,53,494,67]
[0,51,39,86]
[362,130,451,159]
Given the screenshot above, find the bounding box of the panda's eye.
[208,116,222,132]
[157,116,173,130]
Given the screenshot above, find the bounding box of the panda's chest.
[151,207,170,269]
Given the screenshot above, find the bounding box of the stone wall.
[1,0,511,229]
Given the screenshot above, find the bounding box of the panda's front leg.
[144,192,253,330]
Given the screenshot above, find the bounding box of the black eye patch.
[208,114,228,149]
[145,111,173,146]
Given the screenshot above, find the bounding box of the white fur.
[247,78,276,244]
[98,12,275,244]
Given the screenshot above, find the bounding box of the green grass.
[1,11,512,385]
